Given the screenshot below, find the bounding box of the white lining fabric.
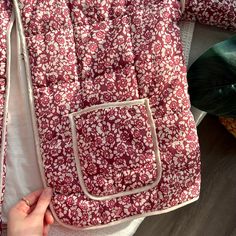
[1,17,196,236]
[0,12,14,217]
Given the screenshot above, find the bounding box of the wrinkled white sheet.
[2,21,203,235]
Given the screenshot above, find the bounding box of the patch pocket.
[69,99,161,200]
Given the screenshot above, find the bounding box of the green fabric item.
[187,35,236,118]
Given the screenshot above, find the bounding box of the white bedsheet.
[2,21,197,235]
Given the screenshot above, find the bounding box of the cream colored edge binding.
[13,1,199,231]
[180,0,186,13]
[0,196,201,231]
[50,197,200,230]
[69,98,162,201]
[0,12,14,216]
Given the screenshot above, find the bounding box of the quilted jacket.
[0,0,235,230]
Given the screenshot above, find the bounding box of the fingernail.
[44,187,53,197]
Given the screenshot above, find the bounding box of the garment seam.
[0,11,15,215]
[69,98,162,201]
[51,197,199,230]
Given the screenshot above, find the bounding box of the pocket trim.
[69,98,162,201]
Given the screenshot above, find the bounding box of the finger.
[27,202,37,214]
[43,223,51,236]
[45,209,54,225]
[32,188,53,217]
[12,189,43,217]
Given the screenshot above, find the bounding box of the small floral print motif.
[26,27,78,87]
[73,102,159,197]
[183,0,236,32]
[13,0,236,229]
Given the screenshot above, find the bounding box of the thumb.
[32,187,53,217]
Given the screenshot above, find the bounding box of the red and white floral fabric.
[0,0,236,230]
[183,0,236,31]
[18,0,201,229]
[70,99,161,200]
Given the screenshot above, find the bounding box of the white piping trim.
[0,12,15,213]
[2,196,199,230]
[70,99,147,116]
[180,0,186,13]
[69,98,162,201]
[50,196,199,230]
[12,1,199,231]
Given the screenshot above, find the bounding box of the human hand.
[7,188,54,236]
